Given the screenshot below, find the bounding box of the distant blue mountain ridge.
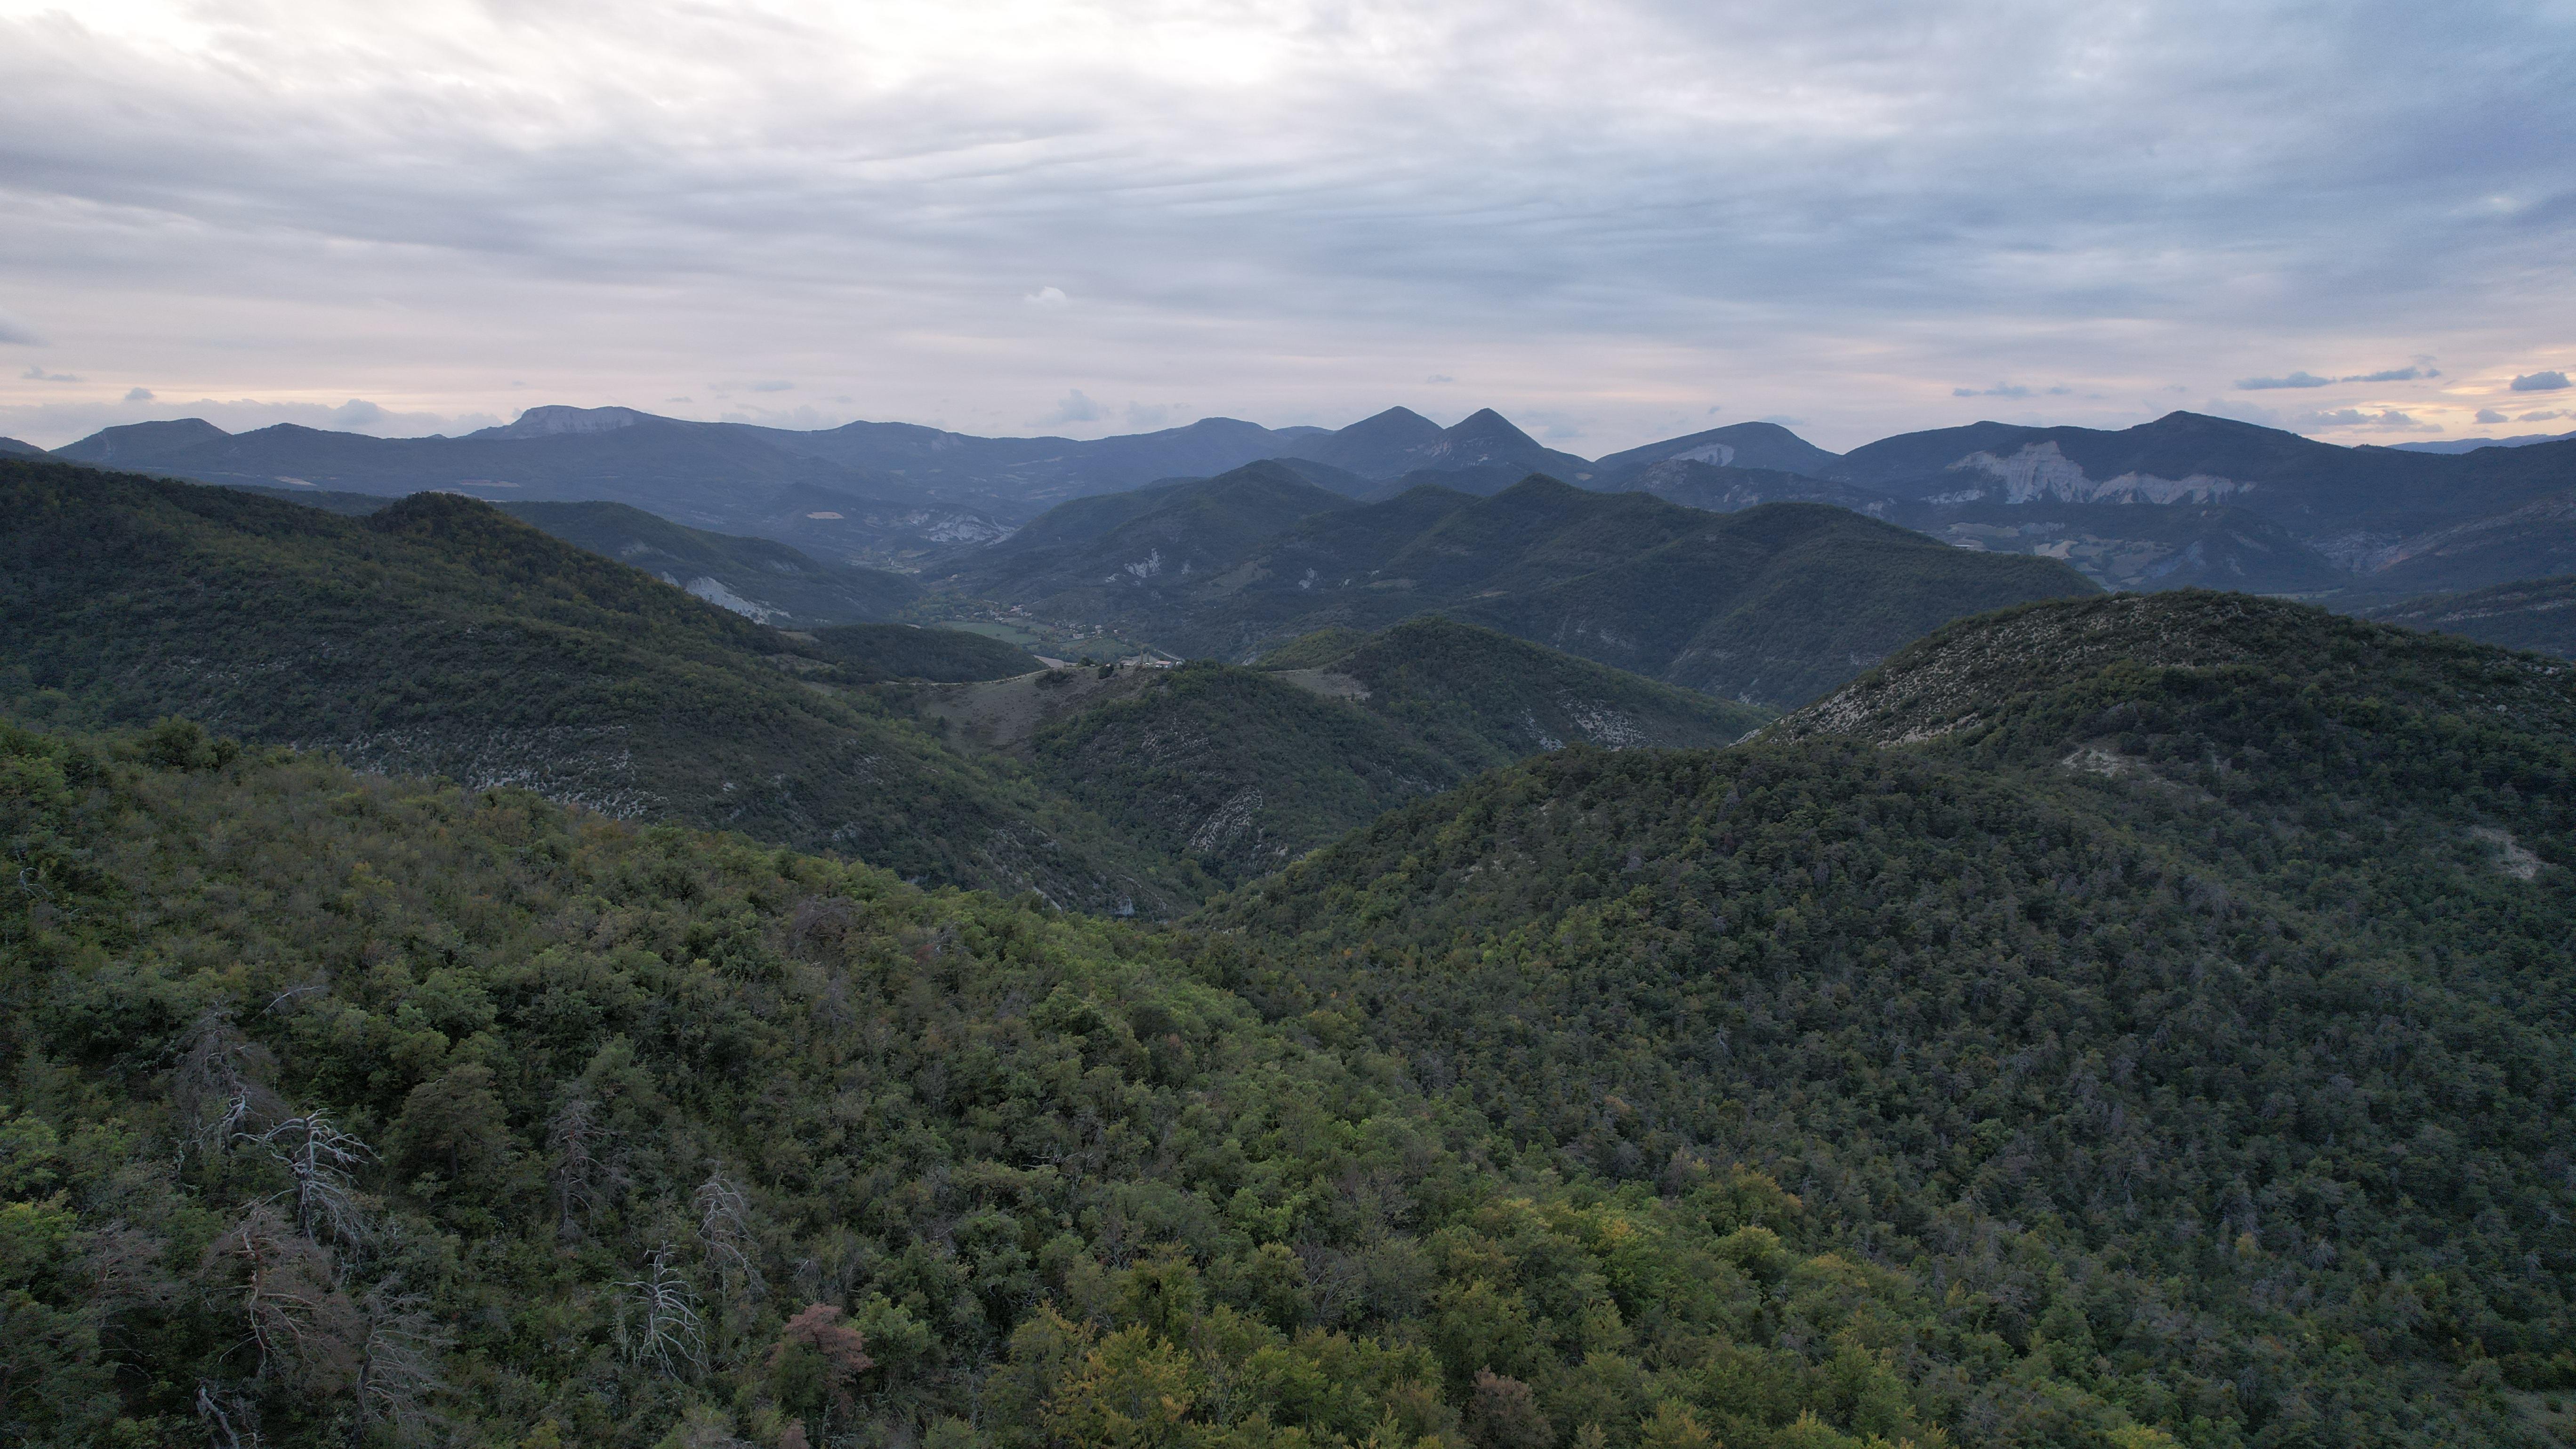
[39,402,2576,598]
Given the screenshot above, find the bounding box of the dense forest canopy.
[7,718,2043,1449]
[7,588,2574,1447]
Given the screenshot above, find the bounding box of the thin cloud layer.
[0,0,2570,450]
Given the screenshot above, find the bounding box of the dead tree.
[171,1010,282,1168]
[694,1168,765,1304]
[546,1092,622,1237]
[195,1379,261,1449]
[243,1111,376,1248]
[208,1207,367,1393]
[618,1245,708,1377]
[353,1283,450,1440]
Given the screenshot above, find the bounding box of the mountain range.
[2391,427,2576,454]
[36,402,2576,606]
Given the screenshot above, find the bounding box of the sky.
[1,0,2571,455]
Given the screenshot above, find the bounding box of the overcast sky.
[2,0,2570,453]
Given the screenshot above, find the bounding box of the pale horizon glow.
[1,0,2570,453]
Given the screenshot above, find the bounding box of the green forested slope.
[1208,592,2576,1447]
[929,463,1359,608]
[0,459,1187,911]
[1019,621,1768,886]
[1455,502,2094,707]
[1028,662,1470,883]
[1264,617,1769,758]
[2359,575,2576,660]
[496,500,923,625]
[234,489,928,625]
[11,718,2131,1449]
[802,622,1045,682]
[951,477,2096,708]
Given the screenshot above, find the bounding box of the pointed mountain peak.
[1445,407,1540,444]
[1335,406,1443,443]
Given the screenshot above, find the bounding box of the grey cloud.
[1425,374,1455,384]
[1953,383,2071,398]
[712,402,859,430]
[1123,402,1174,428]
[2236,372,2332,390]
[747,380,794,393]
[2512,370,2571,392]
[1035,390,1105,426]
[0,309,39,346]
[2293,408,2435,430]
[2202,397,2282,428]
[124,386,153,402]
[2477,408,2508,423]
[2342,366,2435,382]
[2520,410,2569,422]
[0,2,2568,454]
[21,365,80,382]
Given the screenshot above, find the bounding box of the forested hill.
[2361,575,2576,660]
[0,458,1193,911]
[950,473,2097,708]
[1210,591,2576,1446]
[1261,616,1770,759]
[912,620,1766,886]
[236,488,930,627]
[0,461,1768,916]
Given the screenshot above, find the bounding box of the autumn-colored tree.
[769,1303,874,1419]
[1466,1371,1552,1449]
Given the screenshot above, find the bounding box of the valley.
[6,415,2575,1449]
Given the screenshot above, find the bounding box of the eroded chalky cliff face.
[1936,441,2255,507]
